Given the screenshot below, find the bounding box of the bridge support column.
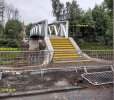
[29,39,40,50]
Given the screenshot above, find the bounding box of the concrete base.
[29,39,39,50]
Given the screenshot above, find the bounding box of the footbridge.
[29,20,90,64]
[29,19,113,65]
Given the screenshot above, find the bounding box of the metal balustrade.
[30,20,48,37]
[48,21,69,38]
[30,20,69,38]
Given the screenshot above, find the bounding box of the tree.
[4,19,22,47]
[0,24,4,38]
[5,19,22,39]
[0,0,5,24]
[5,4,20,21]
[104,0,113,11]
[81,8,95,42]
[63,0,83,41]
[26,23,33,37]
[5,4,14,20]
[51,0,64,21]
[7,38,19,47]
[91,4,112,45]
[65,0,82,20]
[12,8,20,20]
[103,0,113,46]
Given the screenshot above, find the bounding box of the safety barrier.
[0,50,113,73]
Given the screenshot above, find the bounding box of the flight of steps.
[50,38,89,63]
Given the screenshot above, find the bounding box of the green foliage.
[92,4,112,46]
[80,8,95,41]
[65,0,83,20]
[51,0,64,21]
[0,39,8,47]
[7,38,19,47]
[80,4,113,47]
[1,19,22,47]
[0,0,22,48]
[5,19,22,39]
[104,0,113,11]
[26,23,33,36]
[0,24,4,38]
[92,5,109,35]
[0,38,19,47]
[63,0,83,41]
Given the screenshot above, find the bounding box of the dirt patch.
[54,79,69,87]
[0,71,80,93]
[0,70,112,93]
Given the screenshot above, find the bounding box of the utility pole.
[0,0,5,25]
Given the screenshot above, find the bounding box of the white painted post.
[45,20,48,37]
[33,27,35,35]
[35,26,37,35]
[39,25,42,36]
[37,24,39,36]
[54,25,58,36]
[31,28,34,36]
[60,24,63,37]
[48,26,52,35]
[66,21,69,38]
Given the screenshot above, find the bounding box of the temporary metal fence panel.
[0,50,113,73]
[81,71,113,85]
[81,50,113,67]
[83,50,113,60]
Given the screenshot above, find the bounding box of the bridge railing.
[30,20,48,37]
[30,20,69,38]
[48,21,69,38]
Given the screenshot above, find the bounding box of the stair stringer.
[43,37,53,65]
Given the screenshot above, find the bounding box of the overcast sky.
[5,0,103,25]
